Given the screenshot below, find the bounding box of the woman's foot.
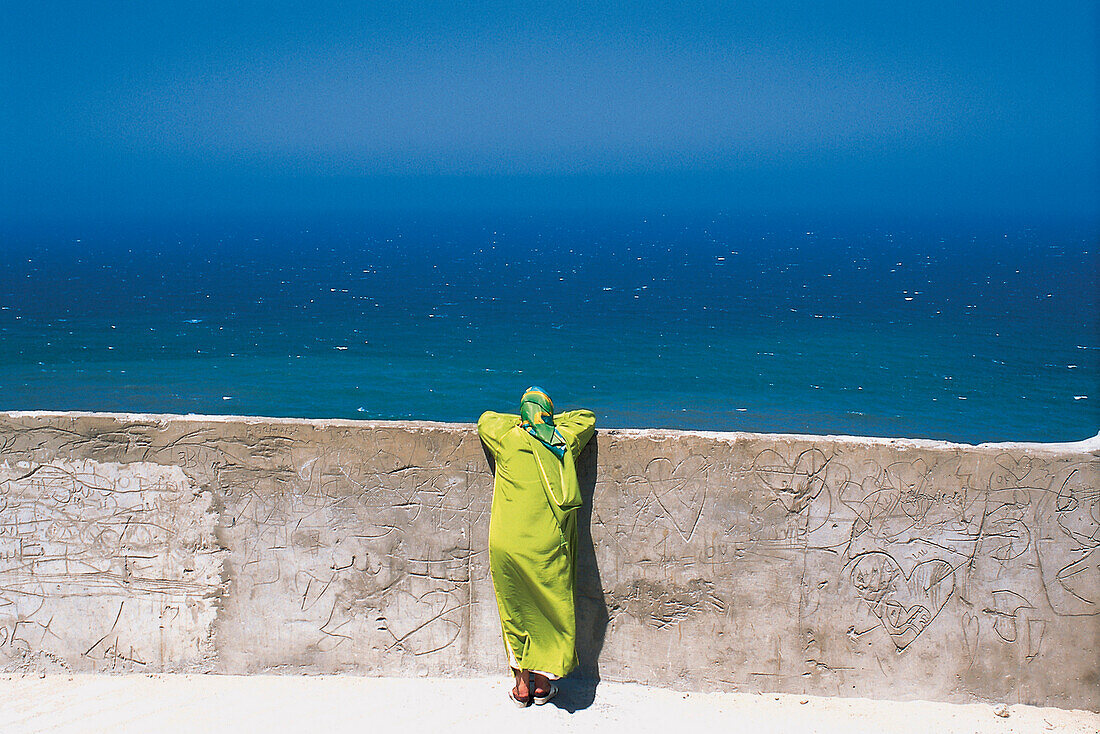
[529,672,554,701]
[510,669,531,707]
[509,687,531,707]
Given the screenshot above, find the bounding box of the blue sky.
[2,2,1097,224]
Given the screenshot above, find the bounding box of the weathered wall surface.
[0,458,221,672]
[0,412,1096,709]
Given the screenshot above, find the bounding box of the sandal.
[509,687,531,708]
[533,683,558,705]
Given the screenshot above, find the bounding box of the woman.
[477,387,596,707]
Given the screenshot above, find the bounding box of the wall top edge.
[1,410,1097,455]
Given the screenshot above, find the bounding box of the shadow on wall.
[560,435,607,712]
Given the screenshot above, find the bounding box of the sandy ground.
[0,674,1096,734]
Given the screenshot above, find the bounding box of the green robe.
[478,409,596,677]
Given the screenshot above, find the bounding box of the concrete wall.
[0,411,1096,709]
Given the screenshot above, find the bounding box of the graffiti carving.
[847,551,955,650]
[0,459,221,671]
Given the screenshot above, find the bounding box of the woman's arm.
[555,409,596,456]
[477,411,519,456]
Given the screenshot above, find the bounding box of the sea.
[1,212,1096,444]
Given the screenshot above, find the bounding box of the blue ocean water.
[1,213,1096,443]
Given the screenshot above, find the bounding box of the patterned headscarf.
[519,386,567,459]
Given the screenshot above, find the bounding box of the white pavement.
[1,674,1096,734]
